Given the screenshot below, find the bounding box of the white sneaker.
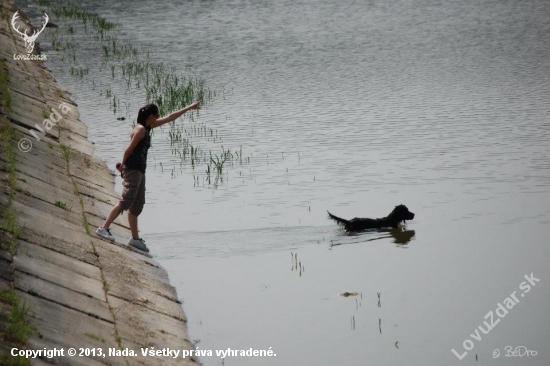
[96,227,115,241]
[128,237,149,252]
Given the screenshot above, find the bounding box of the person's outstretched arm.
[150,101,201,128]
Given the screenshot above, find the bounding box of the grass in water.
[37,0,251,187]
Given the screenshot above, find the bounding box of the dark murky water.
[18,0,550,364]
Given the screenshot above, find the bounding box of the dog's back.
[328,205,415,232]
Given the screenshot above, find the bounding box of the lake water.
[18,0,550,364]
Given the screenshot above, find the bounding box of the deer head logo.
[11,11,49,54]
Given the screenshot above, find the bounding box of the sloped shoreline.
[0,1,198,364]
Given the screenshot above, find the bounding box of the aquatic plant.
[69,66,88,79]
[36,0,250,187]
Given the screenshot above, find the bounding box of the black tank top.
[123,126,151,173]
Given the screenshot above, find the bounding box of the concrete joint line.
[108,292,185,322]
[13,267,102,300]
[18,285,114,324]
[90,241,126,359]
[12,170,63,188]
[15,193,63,209]
[9,87,45,103]
[9,117,60,141]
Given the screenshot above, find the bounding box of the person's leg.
[97,169,140,241]
[128,171,145,239]
[127,173,148,251]
[97,202,124,241]
[101,202,123,229]
[128,212,139,239]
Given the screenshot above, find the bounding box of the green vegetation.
[85,332,105,343]
[60,144,71,172]
[69,66,89,79]
[36,0,251,187]
[59,144,92,235]
[1,206,23,255]
[79,196,91,235]
[38,0,117,35]
[0,59,23,256]
[14,187,31,197]
[54,200,71,210]
[0,289,33,365]
[0,290,33,344]
[0,60,11,110]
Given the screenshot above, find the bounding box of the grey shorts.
[119,169,145,216]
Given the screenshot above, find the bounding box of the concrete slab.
[110,297,199,366]
[17,231,99,267]
[12,145,69,181]
[0,245,12,262]
[0,258,13,283]
[109,295,188,338]
[18,292,124,366]
[115,336,199,366]
[94,245,178,302]
[10,192,86,231]
[13,254,105,301]
[9,199,94,247]
[91,237,160,270]
[108,282,186,322]
[0,278,11,292]
[8,90,51,132]
[14,271,112,322]
[90,226,151,252]
[14,169,78,206]
[17,241,99,278]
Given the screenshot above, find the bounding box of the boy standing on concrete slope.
[96,101,201,252]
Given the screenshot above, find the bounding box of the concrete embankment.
[0,1,198,364]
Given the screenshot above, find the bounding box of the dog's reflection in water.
[388,228,416,245]
[330,227,416,247]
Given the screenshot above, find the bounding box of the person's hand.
[116,163,123,177]
[190,100,201,110]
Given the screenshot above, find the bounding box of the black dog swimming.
[328,205,415,232]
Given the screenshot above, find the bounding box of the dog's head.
[390,204,415,223]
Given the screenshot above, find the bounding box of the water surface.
[18,0,550,364]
